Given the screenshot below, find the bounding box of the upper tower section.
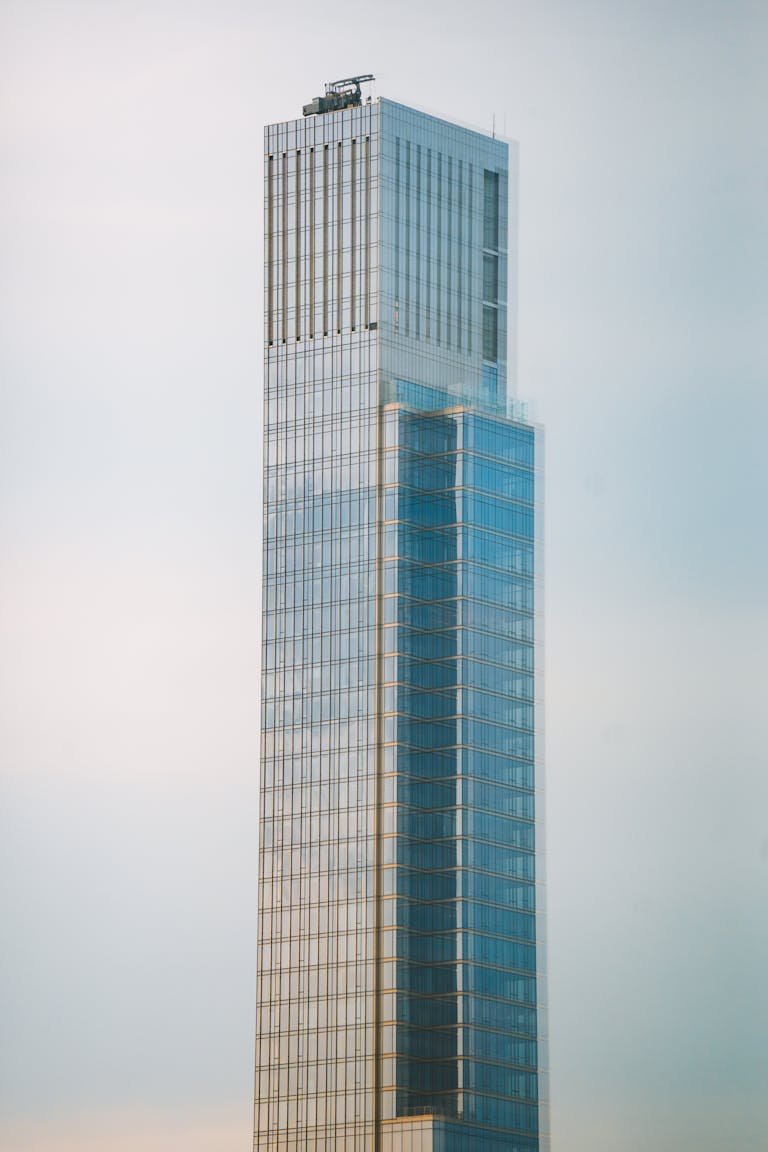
[265,88,517,409]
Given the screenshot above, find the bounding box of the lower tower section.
[378,386,545,1152]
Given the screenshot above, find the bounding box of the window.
[483,252,498,302]
[483,169,499,250]
[482,305,498,362]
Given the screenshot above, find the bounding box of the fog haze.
[2,1,767,1149]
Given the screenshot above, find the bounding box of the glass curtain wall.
[258,101,380,1152]
[379,397,543,1152]
[257,96,545,1152]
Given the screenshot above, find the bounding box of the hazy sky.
[2,1,767,1150]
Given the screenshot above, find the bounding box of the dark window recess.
[483,252,498,303]
[281,152,288,342]
[267,155,274,344]
[337,141,343,333]
[351,137,356,330]
[483,169,499,250]
[482,305,498,362]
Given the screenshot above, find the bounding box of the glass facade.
[257,96,545,1152]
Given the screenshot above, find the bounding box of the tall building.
[256,78,546,1152]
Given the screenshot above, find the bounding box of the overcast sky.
[2,1,767,1150]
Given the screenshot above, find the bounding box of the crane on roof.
[303,74,375,117]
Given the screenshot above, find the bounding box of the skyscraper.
[256,79,545,1152]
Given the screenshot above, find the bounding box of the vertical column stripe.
[337,142,343,334]
[436,151,442,345]
[267,154,274,345]
[351,137,357,330]
[394,137,400,334]
[425,148,431,342]
[323,144,329,336]
[446,154,452,349]
[295,150,301,340]
[309,148,315,338]
[281,152,288,343]
[467,162,473,355]
[457,158,463,352]
[404,140,411,338]
[365,135,371,328]
[415,143,421,339]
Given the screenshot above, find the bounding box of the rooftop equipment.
[303,74,375,117]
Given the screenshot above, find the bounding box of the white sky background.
[1,1,767,1149]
